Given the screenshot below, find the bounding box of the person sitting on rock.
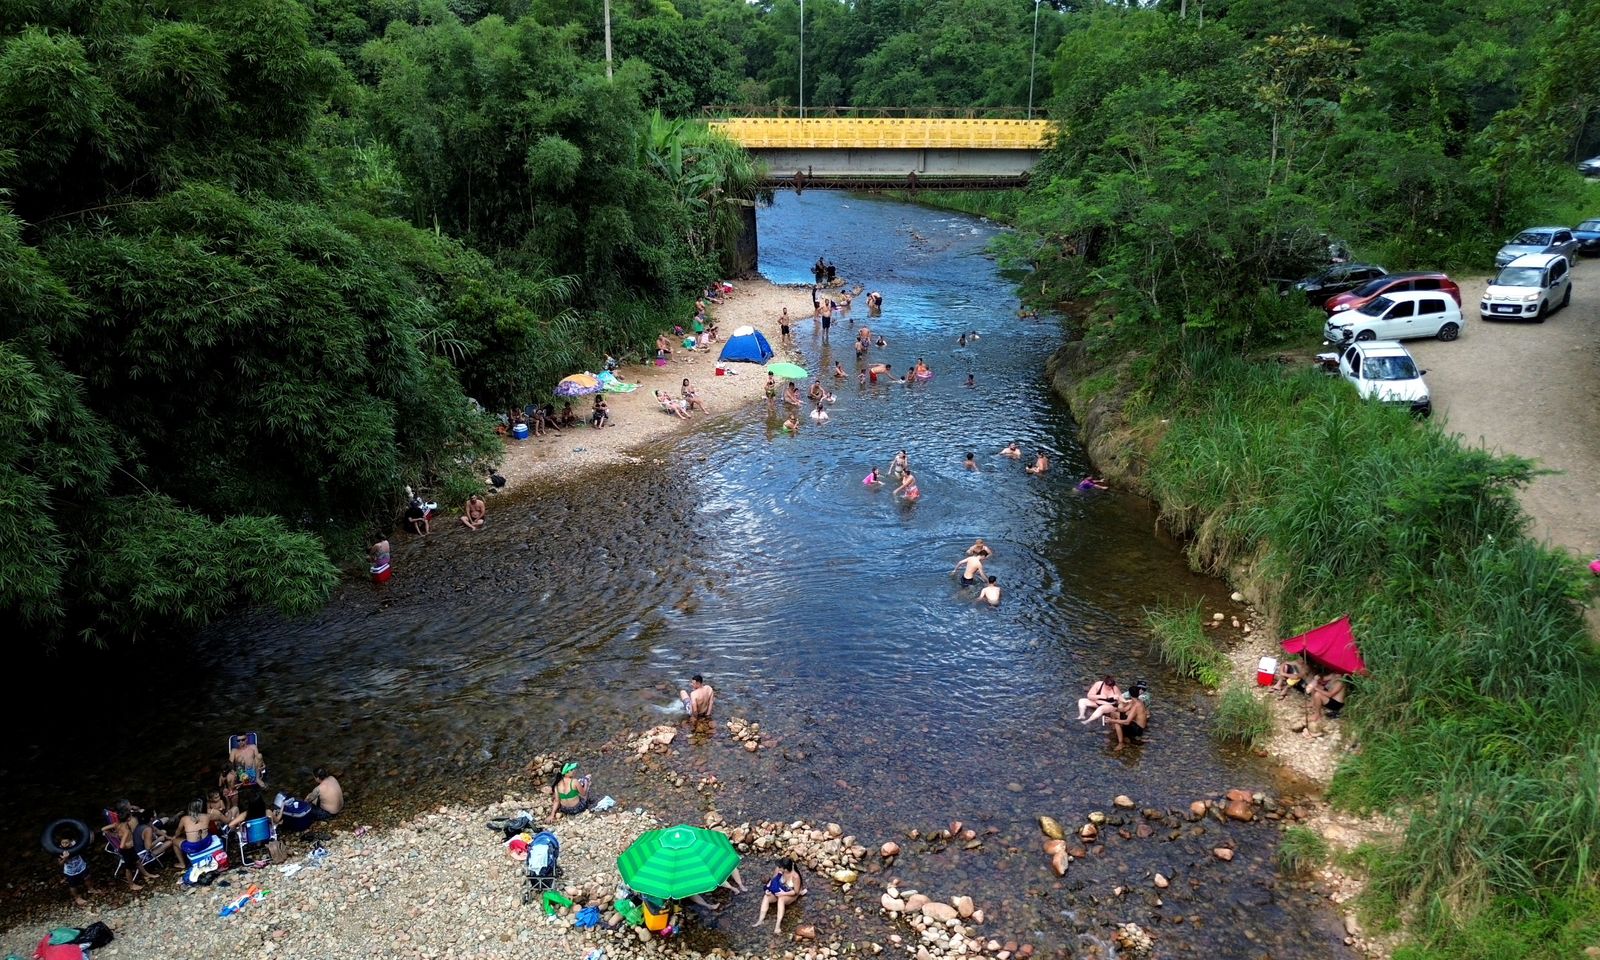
[549,762,591,819]
[1272,657,1306,698]
[1078,675,1121,723]
[1309,673,1347,725]
[752,857,805,933]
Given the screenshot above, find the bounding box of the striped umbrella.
[616,825,740,901]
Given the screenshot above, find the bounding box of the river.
[3,192,1352,958]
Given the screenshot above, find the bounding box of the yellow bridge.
[708,117,1052,151]
[706,114,1053,188]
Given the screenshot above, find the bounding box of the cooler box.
[714,364,725,377]
[512,423,530,440]
[1256,656,1278,686]
[280,799,315,833]
[370,564,391,583]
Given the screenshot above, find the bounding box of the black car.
[1291,263,1388,304]
[1574,219,1600,255]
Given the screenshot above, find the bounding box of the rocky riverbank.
[1044,341,1393,957]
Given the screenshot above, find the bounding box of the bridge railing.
[701,104,1049,121]
[708,116,1053,150]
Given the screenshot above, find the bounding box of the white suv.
[1323,290,1463,344]
[1480,253,1573,322]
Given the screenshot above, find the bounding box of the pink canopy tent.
[1280,616,1367,675]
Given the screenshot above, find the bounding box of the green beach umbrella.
[617,825,740,901]
[766,362,808,380]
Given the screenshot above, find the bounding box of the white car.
[1322,290,1463,344]
[1480,253,1572,322]
[1321,340,1432,417]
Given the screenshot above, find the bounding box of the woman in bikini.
[893,469,920,502]
[1078,675,1122,723]
[548,762,591,819]
[681,378,708,413]
[752,858,806,933]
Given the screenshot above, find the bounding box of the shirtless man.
[680,675,715,719]
[966,538,992,558]
[1025,452,1051,475]
[460,494,486,531]
[230,735,265,785]
[1107,697,1150,752]
[1000,442,1022,459]
[307,767,345,821]
[977,576,1002,607]
[953,554,987,587]
[833,361,847,379]
[963,452,979,472]
[103,816,151,889]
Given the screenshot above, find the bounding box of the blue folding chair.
[235,817,276,866]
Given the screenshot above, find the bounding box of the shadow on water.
[0,191,1351,959]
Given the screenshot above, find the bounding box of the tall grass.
[1277,826,1330,874]
[1120,344,1600,927]
[1146,601,1229,687]
[1214,684,1273,748]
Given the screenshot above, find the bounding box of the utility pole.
[604,0,614,79]
[799,0,806,118]
[1027,0,1042,119]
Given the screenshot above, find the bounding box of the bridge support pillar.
[735,201,758,274]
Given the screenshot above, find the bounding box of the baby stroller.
[521,831,561,905]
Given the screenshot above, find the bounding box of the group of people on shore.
[51,736,343,906]
[1271,657,1349,730]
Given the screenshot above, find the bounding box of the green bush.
[1146,601,1229,688]
[1214,684,1273,749]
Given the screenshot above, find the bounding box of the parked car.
[1573,218,1600,255]
[1317,340,1432,418]
[1579,156,1600,177]
[1289,262,1387,303]
[1479,253,1572,322]
[1494,226,1579,268]
[1323,290,1464,344]
[1478,252,1568,320]
[1324,272,1462,313]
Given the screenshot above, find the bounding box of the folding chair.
[236,817,277,867]
[102,810,168,879]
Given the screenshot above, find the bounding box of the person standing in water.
[952,553,987,587]
[966,538,992,559]
[963,452,979,472]
[764,372,778,409]
[893,469,919,502]
[1000,442,1022,459]
[977,576,1002,606]
[891,450,909,477]
[1025,451,1050,475]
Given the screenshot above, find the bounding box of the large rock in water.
[923,902,960,923]
[1038,816,1066,840]
[881,894,906,912]
[1224,797,1254,822]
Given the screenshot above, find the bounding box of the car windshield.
[1350,277,1392,297]
[1579,220,1600,232]
[1357,295,1394,317]
[1510,231,1552,246]
[1495,266,1542,287]
[1363,355,1420,381]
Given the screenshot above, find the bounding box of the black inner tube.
[41,818,94,856]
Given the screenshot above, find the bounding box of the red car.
[1324,272,1461,314]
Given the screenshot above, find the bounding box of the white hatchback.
[1323,290,1463,345]
[1329,340,1432,418]
[1479,253,1573,322]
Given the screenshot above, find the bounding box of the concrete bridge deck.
[708,116,1053,183]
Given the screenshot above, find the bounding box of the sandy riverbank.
[496,279,824,492]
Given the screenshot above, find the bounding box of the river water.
[4,192,1351,958]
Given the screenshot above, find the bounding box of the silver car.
[1494,226,1579,268]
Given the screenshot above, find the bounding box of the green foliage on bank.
[1213,684,1273,749]
[1146,601,1229,687]
[880,190,1024,224]
[0,0,756,644]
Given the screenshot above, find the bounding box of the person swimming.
[1000,442,1022,459]
[863,467,882,487]
[809,400,829,421]
[782,415,799,432]
[833,361,847,379]
[963,452,979,472]
[1077,476,1109,491]
[966,538,992,558]
[965,373,976,388]
[977,576,1001,606]
[1025,452,1050,475]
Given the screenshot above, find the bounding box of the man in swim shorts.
[681,675,715,719]
[868,363,896,384]
[953,554,987,586]
[977,576,1002,606]
[1108,697,1149,753]
[230,735,265,785]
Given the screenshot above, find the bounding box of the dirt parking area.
[1407,259,1600,564]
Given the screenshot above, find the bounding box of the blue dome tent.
[718,325,775,364]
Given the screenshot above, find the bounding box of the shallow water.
[2,193,1351,958]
